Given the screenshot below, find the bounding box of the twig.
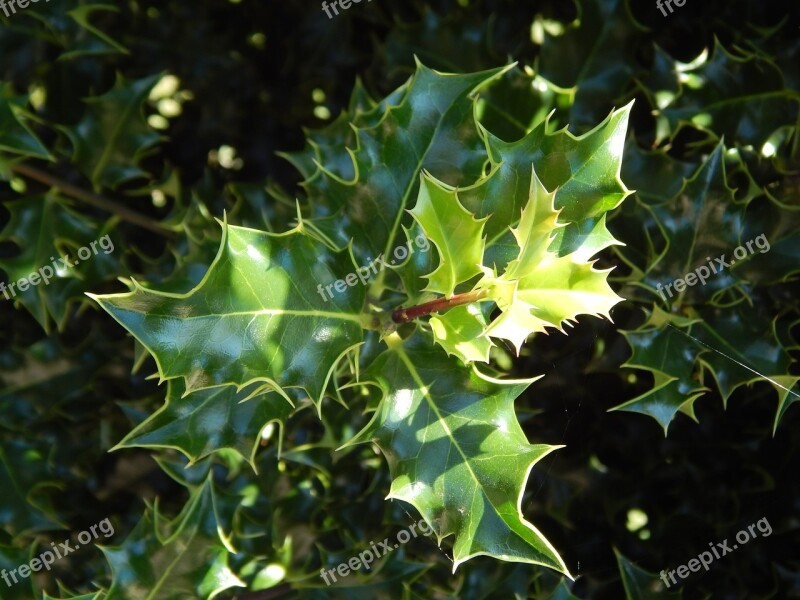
[230,584,293,600]
[392,290,487,323]
[9,162,175,238]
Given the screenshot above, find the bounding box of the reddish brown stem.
[10,162,175,238]
[392,290,486,324]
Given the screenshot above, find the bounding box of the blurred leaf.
[0,193,121,331]
[0,84,51,159]
[615,550,682,600]
[640,142,747,305]
[60,74,162,189]
[103,478,244,600]
[0,439,65,540]
[115,378,293,468]
[536,0,647,127]
[659,41,800,148]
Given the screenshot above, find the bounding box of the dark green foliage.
[1,0,798,599]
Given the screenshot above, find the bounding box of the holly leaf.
[61,4,130,58]
[460,102,633,265]
[615,550,682,600]
[90,221,366,407]
[479,169,623,353]
[0,439,65,540]
[691,306,800,431]
[615,308,708,432]
[617,300,799,433]
[295,558,429,599]
[409,172,486,296]
[731,189,800,285]
[103,478,244,600]
[475,66,573,142]
[60,74,162,189]
[642,142,747,305]
[536,0,647,127]
[279,78,401,182]
[0,84,51,159]
[430,304,493,364]
[346,333,570,574]
[658,41,800,148]
[0,193,121,331]
[0,542,38,600]
[621,142,695,206]
[18,0,128,59]
[301,59,511,264]
[115,378,294,468]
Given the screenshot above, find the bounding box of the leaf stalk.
[392,289,487,323]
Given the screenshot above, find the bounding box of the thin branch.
[9,162,175,238]
[230,584,293,600]
[392,290,487,324]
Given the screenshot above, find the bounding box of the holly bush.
[0,1,798,599]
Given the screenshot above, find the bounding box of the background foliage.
[0,0,798,598]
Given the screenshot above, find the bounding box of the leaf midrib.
[92,86,142,184]
[395,345,499,532]
[138,307,363,323]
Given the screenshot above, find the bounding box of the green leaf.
[0,439,65,540]
[475,67,573,142]
[103,478,244,600]
[536,0,647,127]
[295,558,429,599]
[460,102,633,263]
[0,193,120,331]
[0,84,51,159]
[90,221,366,407]
[0,542,38,600]
[60,74,162,189]
[409,172,486,296]
[615,550,682,600]
[21,0,128,59]
[279,78,398,182]
[115,378,293,468]
[695,306,799,432]
[346,333,570,574]
[617,300,799,433]
[615,308,708,432]
[621,142,695,206]
[302,60,511,264]
[731,191,800,285]
[393,222,439,306]
[658,41,800,148]
[641,142,747,305]
[694,306,796,408]
[430,304,493,364]
[61,4,130,58]
[479,169,623,353]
